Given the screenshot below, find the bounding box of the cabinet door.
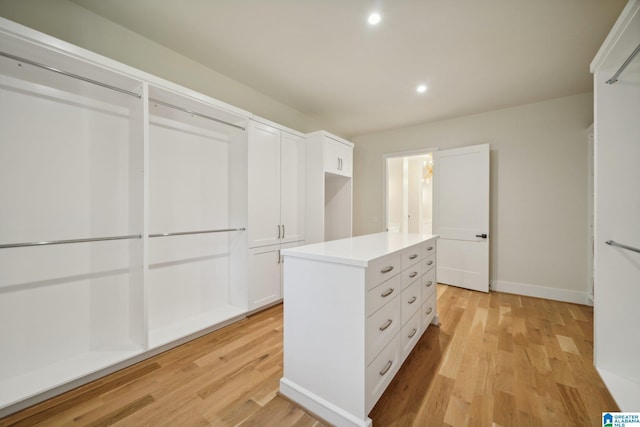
[280,131,305,243]
[249,245,282,310]
[337,142,353,178]
[248,122,281,248]
[323,138,341,174]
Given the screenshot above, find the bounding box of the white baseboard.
[279,377,372,427]
[597,368,640,411]
[490,280,590,305]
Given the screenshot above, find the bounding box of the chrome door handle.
[381,266,394,274]
[426,307,433,315]
[408,328,417,338]
[277,224,281,239]
[381,288,394,297]
[408,296,417,304]
[282,224,285,239]
[379,360,393,376]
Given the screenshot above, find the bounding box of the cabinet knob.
[408,328,417,338]
[408,296,417,304]
[381,266,394,274]
[426,246,434,251]
[426,281,433,287]
[381,288,394,298]
[426,307,433,315]
[409,272,418,278]
[409,254,418,260]
[426,261,433,266]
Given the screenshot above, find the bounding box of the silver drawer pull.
[409,254,418,260]
[408,328,417,338]
[379,360,393,376]
[426,261,434,266]
[409,271,418,278]
[426,246,434,251]
[381,288,394,298]
[408,296,417,304]
[426,281,433,287]
[381,266,394,274]
[426,307,433,315]
[379,319,393,331]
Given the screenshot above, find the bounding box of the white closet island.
[280,232,439,427]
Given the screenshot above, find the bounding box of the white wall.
[0,0,322,133]
[353,93,593,302]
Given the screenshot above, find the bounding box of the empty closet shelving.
[0,17,250,415]
[147,86,249,349]
[0,33,146,410]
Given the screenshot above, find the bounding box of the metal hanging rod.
[606,43,640,84]
[0,234,142,249]
[0,51,142,98]
[605,240,640,254]
[149,98,246,131]
[149,228,246,238]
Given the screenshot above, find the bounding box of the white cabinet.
[248,119,305,311]
[248,119,305,248]
[280,232,439,427]
[248,241,298,310]
[305,131,354,244]
[323,136,353,177]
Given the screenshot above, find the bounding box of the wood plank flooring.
[0,285,618,427]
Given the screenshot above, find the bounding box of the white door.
[249,245,282,310]
[433,144,490,292]
[248,121,281,248]
[280,131,305,244]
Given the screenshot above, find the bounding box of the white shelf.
[0,347,142,410]
[148,305,246,349]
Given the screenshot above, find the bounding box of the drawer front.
[366,295,401,365]
[401,279,421,323]
[421,268,436,304]
[402,309,422,359]
[421,294,437,331]
[366,333,401,413]
[365,253,402,290]
[366,274,401,317]
[401,245,422,270]
[424,240,436,256]
[401,262,422,289]
[422,253,436,273]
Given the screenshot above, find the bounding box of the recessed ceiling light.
[368,12,381,25]
[416,84,427,93]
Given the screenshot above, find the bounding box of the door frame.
[382,147,438,233]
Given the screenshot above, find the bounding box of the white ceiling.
[71,0,626,137]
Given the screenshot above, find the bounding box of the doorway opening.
[385,151,434,234]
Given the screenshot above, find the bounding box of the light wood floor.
[0,285,618,427]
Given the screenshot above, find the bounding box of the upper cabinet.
[248,119,305,249]
[305,131,354,244]
[315,132,353,178]
[323,135,353,177]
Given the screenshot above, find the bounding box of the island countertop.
[282,232,439,267]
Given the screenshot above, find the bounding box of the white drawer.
[401,245,422,270]
[401,309,422,359]
[366,333,401,413]
[422,253,436,273]
[421,268,436,304]
[366,295,401,365]
[365,253,402,290]
[401,262,421,289]
[424,240,436,256]
[366,274,401,317]
[401,279,421,323]
[421,294,437,331]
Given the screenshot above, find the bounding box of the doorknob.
[475,234,488,239]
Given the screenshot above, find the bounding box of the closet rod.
[606,43,640,84]
[0,51,142,98]
[149,228,246,238]
[0,234,142,249]
[605,240,640,254]
[149,98,246,131]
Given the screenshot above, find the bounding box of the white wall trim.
[490,280,591,306]
[597,367,640,411]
